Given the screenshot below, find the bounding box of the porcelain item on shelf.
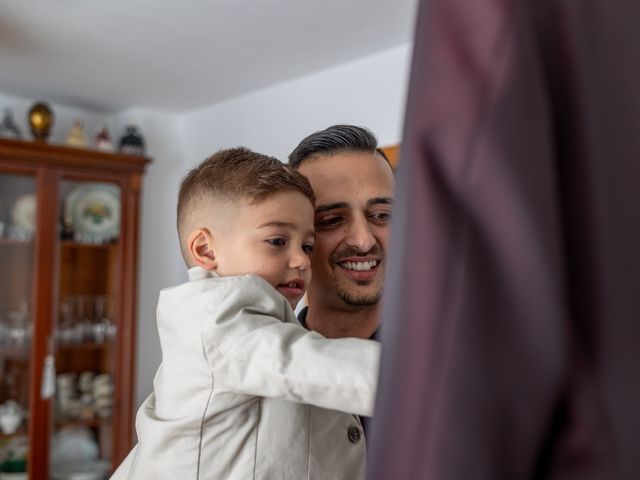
[0,474,27,480]
[0,471,27,480]
[10,194,36,239]
[65,183,120,243]
[0,401,23,435]
[50,426,99,465]
[50,459,110,480]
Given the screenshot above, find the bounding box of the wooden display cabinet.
[0,138,149,479]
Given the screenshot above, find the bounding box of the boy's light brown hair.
[177,147,316,263]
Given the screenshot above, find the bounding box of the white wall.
[179,44,412,166]
[1,42,413,412]
[112,108,186,409]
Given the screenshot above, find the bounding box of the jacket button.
[348,426,362,444]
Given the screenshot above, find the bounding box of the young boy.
[111,148,380,479]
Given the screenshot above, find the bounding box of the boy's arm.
[201,276,380,417]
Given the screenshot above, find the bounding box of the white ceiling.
[0,0,417,113]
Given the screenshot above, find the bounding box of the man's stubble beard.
[329,244,385,308]
[334,277,383,307]
[336,281,381,307]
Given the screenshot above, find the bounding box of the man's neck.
[305,304,379,339]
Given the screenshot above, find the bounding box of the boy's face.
[212,190,315,309]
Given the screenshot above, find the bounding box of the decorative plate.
[65,183,120,243]
[11,194,36,233]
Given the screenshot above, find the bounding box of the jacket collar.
[187,266,219,281]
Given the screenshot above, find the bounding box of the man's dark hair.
[289,124,388,169]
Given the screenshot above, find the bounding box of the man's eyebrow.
[367,197,394,207]
[315,202,349,214]
[315,198,394,214]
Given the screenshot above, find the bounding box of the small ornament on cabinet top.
[118,125,145,156]
[65,119,88,148]
[0,108,23,139]
[27,101,54,141]
[94,125,114,152]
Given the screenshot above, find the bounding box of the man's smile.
[335,256,382,282]
[339,259,378,271]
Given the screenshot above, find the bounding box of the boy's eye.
[302,243,314,255]
[267,238,286,247]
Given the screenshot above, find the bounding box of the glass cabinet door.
[0,173,36,477]
[50,180,121,480]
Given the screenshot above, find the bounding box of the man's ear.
[188,228,217,270]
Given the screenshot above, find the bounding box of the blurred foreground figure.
[369,0,640,479]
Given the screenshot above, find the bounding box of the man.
[289,124,395,340]
[286,124,395,478]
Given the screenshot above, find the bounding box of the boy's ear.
[188,228,217,270]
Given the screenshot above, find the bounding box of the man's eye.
[370,212,391,224]
[316,216,343,229]
[267,238,286,247]
[302,243,314,255]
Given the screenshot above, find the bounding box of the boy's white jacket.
[111,267,380,479]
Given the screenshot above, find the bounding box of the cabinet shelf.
[60,241,119,250]
[55,417,110,430]
[0,427,28,440]
[56,342,112,352]
[0,238,119,250]
[0,238,33,247]
[0,346,30,362]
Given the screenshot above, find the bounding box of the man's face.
[297,151,395,311]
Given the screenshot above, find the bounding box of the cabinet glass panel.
[51,180,121,479]
[0,173,36,477]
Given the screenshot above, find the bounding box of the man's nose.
[345,216,376,252]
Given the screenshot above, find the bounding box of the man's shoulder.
[296,306,309,329]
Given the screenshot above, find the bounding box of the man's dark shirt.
[296,306,377,436]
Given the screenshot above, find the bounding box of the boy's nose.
[291,249,311,271]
